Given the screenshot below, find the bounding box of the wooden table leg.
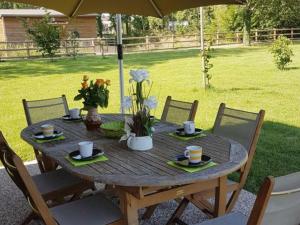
[214,176,227,217]
[119,190,139,225]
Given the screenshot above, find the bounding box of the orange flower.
[105,80,111,86]
[83,75,89,81]
[95,79,105,86]
[81,81,88,89]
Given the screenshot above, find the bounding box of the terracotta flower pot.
[84,108,102,131]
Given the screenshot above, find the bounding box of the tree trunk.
[243,5,252,46]
[96,13,104,38]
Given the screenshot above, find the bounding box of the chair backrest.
[261,172,300,225]
[0,131,28,197]
[213,103,265,152]
[161,96,199,125]
[23,95,69,125]
[0,132,56,225]
[13,154,57,225]
[247,176,275,225]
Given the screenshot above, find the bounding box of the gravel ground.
[0,163,255,225]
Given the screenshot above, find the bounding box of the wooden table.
[21,114,248,225]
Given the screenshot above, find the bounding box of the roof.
[0,9,96,17]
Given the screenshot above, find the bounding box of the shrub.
[23,13,60,60]
[270,36,294,70]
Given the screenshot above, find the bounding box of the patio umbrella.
[1,0,245,111]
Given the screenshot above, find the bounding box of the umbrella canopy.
[1,0,244,18]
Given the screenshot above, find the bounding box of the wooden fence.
[0,28,299,60]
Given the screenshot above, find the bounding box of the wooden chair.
[260,171,300,225]
[175,176,275,225]
[22,95,69,172]
[167,103,265,222]
[161,96,199,125]
[10,148,124,225]
[0,131,95,225]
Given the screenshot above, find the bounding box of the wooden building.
[0,9,97,42]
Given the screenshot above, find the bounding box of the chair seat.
[197,212,247,225]
[51,193,122,225]
[32,168,92,199]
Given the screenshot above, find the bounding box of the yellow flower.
[81,81,88,89]
[95,79,105,86]
[83,75,89,81]
[105,80,111,86]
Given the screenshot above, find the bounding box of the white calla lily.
[144,96,158,109]
[122,96,132,110]
[129,69,149,83]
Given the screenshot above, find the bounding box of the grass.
[0,43,300,193]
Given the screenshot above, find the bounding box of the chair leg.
[142,204,158,220]
[21,211,38,225]
[166,198,189,225]
[226,189,242,213]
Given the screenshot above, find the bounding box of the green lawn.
[0,44,300,193]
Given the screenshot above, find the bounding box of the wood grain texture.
[21,114,248,187]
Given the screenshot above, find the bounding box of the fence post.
[291,28,294,39]
[216,32,219,45]
[92,39,97,54]
[172,34,175,49]
[273,28,277,40]
[236,32,239,43]
[145,35,149,51]
[255,29,258,42]
[65,40,68,56]
[26,42,30,58]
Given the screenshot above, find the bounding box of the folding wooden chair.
[182,176,275,225]
[22,95,69,172]
[11,149,124,225]
[166,103,265,222]
[0,131,95,225]
[161,96,199,125]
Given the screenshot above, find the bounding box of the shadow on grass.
[0,47,267,80]
[233,120,300,193]
[0,50,201,79]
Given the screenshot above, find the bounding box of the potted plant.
[120,70,157,151]
[74,75,110,130]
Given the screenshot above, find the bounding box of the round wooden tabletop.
[21,114,248,187]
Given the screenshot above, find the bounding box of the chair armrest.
[272,187,300,196]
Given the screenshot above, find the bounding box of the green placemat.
[34,136,66,143]
[167,161,217,173]
[168,132,206,141]
[65,155,109,167]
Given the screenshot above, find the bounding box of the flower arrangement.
[74,75,110,110]
[122,70,158,138]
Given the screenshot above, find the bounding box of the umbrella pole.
[116,14,125,113]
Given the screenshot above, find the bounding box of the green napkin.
[65,155,109,167]
[167,161,217,173]
[34,136,66,143]
[168,132,206,141]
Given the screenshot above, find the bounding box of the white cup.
[183,121,195,134]
[184,146,203,164]
[78,141,93,158]
[41,124,54,137]
[69,108,81,119]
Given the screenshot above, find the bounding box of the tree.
[0,2,32,8]
[96,13,104,38]
[23,13,61,60]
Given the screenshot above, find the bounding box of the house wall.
[2,16,97,42]
[0,17,6,42]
